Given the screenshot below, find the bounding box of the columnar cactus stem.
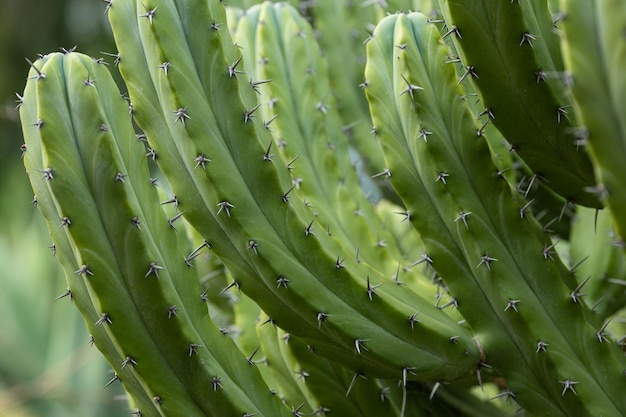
[560,0,626,244]
[20,51,291,417]
[439,0,601,209]
[364,12,626,416]
[21,54,165,417]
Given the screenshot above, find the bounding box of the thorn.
[477,253,498,271]
[436,172,449,184]
[418,127,432,141]
[317,312,330,328]
[504,299,520,312]
[596,321,611,343]
[243,104,261,123]
[167,305,179,318]
[442,24,461,39]
[54,288,73,301]
[167,211,185,230]
[570,256,589,273]
[211,376,223,391]
[145,261,164,277]
[210,20,222,31]
[185,240,210,266]
[264,114,279,131]
[59,216,71,228]
[173,107,190,125]
[247,347,261,365]
[247,240,258,254]
[103,0,112,13]
[157,61,170,75]
[519,32,537,47]
[490,389,516,401]
[305,221,315,236]
[556,106,570,123]
[335,257,345,269]
[160,195,179,208]
[15,93,24,109]
[131,216,141,228]
[101,51,121,66]
[477,107,495,120]
[83,76,95,87]
[543,240,558,260]
[366,276,382,300]
[454,211,472,229]
[25,57,45,80]
[139,4,157,24]
[227,56,244,78]
[220,280,240,294]
[263,141,274,161]
[346,372,365,397]
[354,339,369,354]
[458,66,478,84]
[559,377,579,396]
[392,263,404,286]
[402,367,416,387]
[286,155,299,173]
[536,341,549,353]
[571,276,590,303]
[188,343,202,357]
[115,172,127,182]
[295,369,309,382]
[74,264,94,277]
[445,55,461,64]
[194,153,211,169]
[39,168,53,180]
[276,275,289,288]
[439,298,458,310]
[408,312,420,329]
[146,148,157,160]
[261,317,275,328]
[399,75,423,99]
[96,313,112,325]
[121,356,137,369]
[104,373,119,387]
[519,199,534,219]
[429,381,442,400]
[371,168,391,180]
[216,201,234,216]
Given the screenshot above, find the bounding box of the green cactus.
[559,0,626,243]
[16,0,626,416]
[439,0,601,209]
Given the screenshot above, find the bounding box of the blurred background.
[0,1,127,415]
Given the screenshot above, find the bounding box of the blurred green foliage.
[0,0,127,415]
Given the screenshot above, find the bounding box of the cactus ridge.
[22,51,294,417]
[21,54,166,417]
[560,0,626,243]
[365,11,626,416]
[440,0,601,209]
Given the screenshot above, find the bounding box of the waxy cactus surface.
[17,0,626,416]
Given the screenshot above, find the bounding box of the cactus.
[17,0,626,416]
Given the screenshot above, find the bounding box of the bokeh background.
[0,1,127,415]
